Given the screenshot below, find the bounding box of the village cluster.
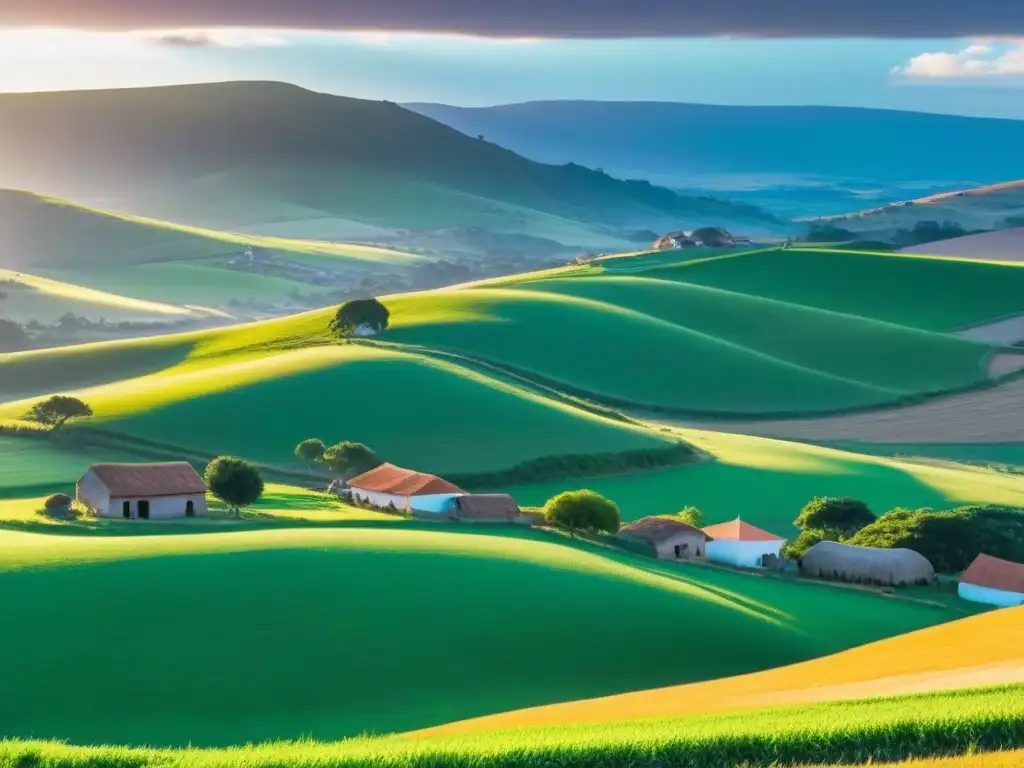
[73,459,1024,610]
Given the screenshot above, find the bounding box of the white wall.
[959,582,1024,608]
[77,470,110,515]
[107,494,207,520]
[352,489,409,511]
[706,539,784,569]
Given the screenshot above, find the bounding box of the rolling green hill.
[0,525,960,747]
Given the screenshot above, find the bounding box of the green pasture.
[506,430,1024,531]
[1,685,1018,768]
[646,247,1024,331]
[384,279,992,415]
[0,345,670,475]
[0,525,959,747]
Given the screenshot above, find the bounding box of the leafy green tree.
[782,528,840,561]
[322,442,380,481]
[204,457,264,516]
[24,395,93,429]
[330,298,390,337]
[544,489,621,535]
[794,497,875,537]
[295,438,327,469]
[678,506,705,528]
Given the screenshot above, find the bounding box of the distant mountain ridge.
[0,82,783,242]
[405,101,1024,187]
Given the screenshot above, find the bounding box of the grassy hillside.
[505,429,1024,529]
[422,606,1023,735]
[0,83,782,242]
[0,524,962,747]
[648,246,1024,332]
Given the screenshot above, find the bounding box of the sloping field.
[901,227,1024,262]
[384,279,995,415]
[665,374,1024,445]
[0,344,670,475]
[419,606,1023,735]
[827,752,1024,768]
[506,430,1024,529]
[0,525,961,747]
[642,247,1024,332]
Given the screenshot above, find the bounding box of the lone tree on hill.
[794,496,875,537]
[544,489,621,536]
[322,442,381,482]
[204,456,264,517]
[295,438,327,469]
[678,506,705,529]
[25,395,93,430]
[330,298,390,338]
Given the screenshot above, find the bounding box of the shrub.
[848,505,1024,573]
[782,528,840,561]
[44,493,73,512]
[795,497,875,537]
[204,457,264,516]
[330,298,390,337]
[544,490,621,535]
[678,506,705,528]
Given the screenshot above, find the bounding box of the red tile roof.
[348,463,464,496]
[702,518,785,542]
[88,463,206,498]
[960,553,1024,594]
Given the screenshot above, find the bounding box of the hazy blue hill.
[0,82,781,239]
[406,101,1024,187]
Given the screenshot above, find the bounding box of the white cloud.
[138,28,287,48]
[894,40,1024,78]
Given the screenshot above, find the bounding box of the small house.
[348,463,464,516]
[619,516,710,560]
[452,494,520,523]
[702,518,786,568]
[77,462,207,520]
[958,553,1024,607]
[800,541,935,586]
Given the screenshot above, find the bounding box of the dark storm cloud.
[3,0,1022,37]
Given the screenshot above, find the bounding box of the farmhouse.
[702,518,786,568]
[958,553,1024,608]
[800,541,935,587]
[452,494,520,523]
[348,463,464,516]
[77,462,207,520]
[619,516,710,560]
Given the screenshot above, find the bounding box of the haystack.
[800,541,935,586]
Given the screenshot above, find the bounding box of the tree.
[322,442,380,482]
[330,298,390,338]
[794,496,875,537]
[295,438,327,469]
[204,457,264,516]
[24,395,93,429]
[782,528,840,561]
[678,506,705,528]
[544,489,620,535]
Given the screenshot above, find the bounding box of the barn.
[619,516,710,560]
[800,541,935,587]
[452,494,520,523]
[702,518,786,568]
[958,553,1024,608]
[77,462,207,520]
[348,463,464,516]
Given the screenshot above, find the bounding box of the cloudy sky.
[1,1,1023,117]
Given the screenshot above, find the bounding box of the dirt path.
[638,374,1024,443]
[958,316,1024,347]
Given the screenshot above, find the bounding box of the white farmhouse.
[77,462,208,520]
[702,518,786,568]
[348,463,465,517]
[958,553,1024,608]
